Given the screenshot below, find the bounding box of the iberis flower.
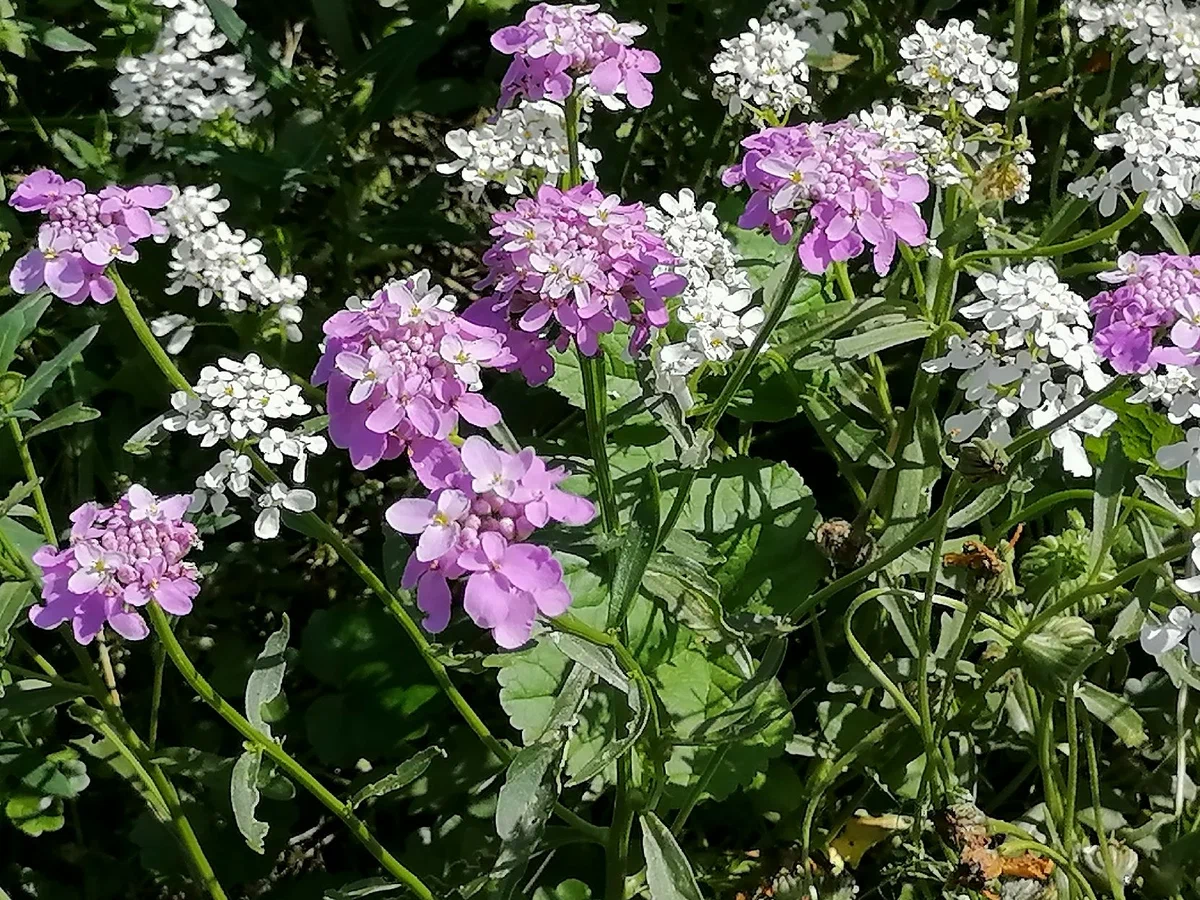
[313,270,512,470]
[1089,252,1200,374]
[491,3,661,109]
[8,169,171,303]
[386,437,594,648]
[29,486,201,644]
[470,182,686,382]
[722,122,930,275]
[897,18,1017,116]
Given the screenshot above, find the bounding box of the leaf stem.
[6,417,56,546]
[1083,715,1127,900]
[146,602,436,900]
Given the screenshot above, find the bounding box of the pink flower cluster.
[471,182,685,382]
[8,169,170,304]
[1090,252,1200,374]
[386,437,594,648]
[29,486,200,645]
[721,122,930,275]
[313,274,514,470]
[491,3,661,109]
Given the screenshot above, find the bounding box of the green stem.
[579,350,619,535]
[149,637,166,751]
[1177,684,1190,826]
[146,603,436,900]
[670,745,728,836]
[844,590,927,734]
[932,589,986,743]
[7,417,56,546]
[1083,716,1126,900]
[1064,688,1081,874]
[658,248,813,545]
[954,193,1147,270]
[564,92,582,188]
[993,489,1182,535]
[1006,375,1131,457]
[109,268,603,844]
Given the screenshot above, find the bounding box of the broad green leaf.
[1,516,43,579]
[533,880,592,900]
[641,811,703,900]
[23,402,99,440]
[5,792,64,835]
[491,739,565,896]
[246,614,289,739]
[0,581,31,654]
[610,469,659,625]
[12,325,99,411]
[231,749,268,854]
[34,24,94,52]
[1077,683,1148,748]
[641,553,741,645]
[0,746,89,798]
[547,339,643,415]
[947,483,1009,530]
[0,292,52,373]
[0,679,79,726]
[833,321,934,359]
[350,746,445,809]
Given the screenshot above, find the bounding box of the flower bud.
[957,438,1009,484]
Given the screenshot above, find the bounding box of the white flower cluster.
[711,18,811,123]
[165,354,311,446]
[850,103,963,187]
[163,354,324,538]
[898,19,1018,116]
[646,190,761,382]
[924,263,1115,478]
[111,0,270,155]
[763,0,847,54]
[1067,0,1200,89]
[152,185,307,347]
[1070,85,1200,216]
[436,100,601,198]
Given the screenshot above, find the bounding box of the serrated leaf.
[350,746,446,809]
[12,325,99,411]
[0,292,52,373]
[641,811,703,900]
[246,615,289,739]
[231,749,268,854]
[23,402,99,440]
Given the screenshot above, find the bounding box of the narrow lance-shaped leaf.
[0,292,52,373]
[13,325,100,411]
[231,748,268,854]
[246,614,289,739]
[0,581,32,657]
[350,746,446,809]
[609,468,659,626]
[1090,431,1125,570]
[490,739,567,898]
[23,403,100,441]
[641,811,704,900]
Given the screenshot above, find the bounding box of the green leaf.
[1017,617,1099,693]
[0,746,90,798]
[245,615,289,739]
[123,414,170,457]
[805,51,859,72]
[1090,431,1125,570]
[641,554,741,645]
[34,24,94,52]
[833,321,934,359]
[13,325,99,411]
[800,390,893,469]
[0,581,31,654]
[547,339,643,414]
[640,811,703,900]
[231,749,268,854]
[533,880,593,900]
[0,516,43,577]
[1077,683,1148,748]
[610,468,659,625]
[1151,212,1190,255]
[1134,475,1191,525]
[5,792,64,835]
[202,0,289,88]
[0,292,52,373]
[491,739,565,896]
[946,483,1008,530]
[324,880,404,900]
[50,129,103,171]
[350,746,446,809]
[0,679,79,726]
[311,0,356,60]
[23,402,99,440]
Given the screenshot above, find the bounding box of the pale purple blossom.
[721,121,930,275]
[492,3,661,110]
[8,169,169,304]
[28,485,201,644]
[471,182,685,381]
[313,271,512,471]
[385,437,593,648]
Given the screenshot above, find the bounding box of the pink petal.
[590,58,622,94]
[501,543,562,591]
[456,393,502,427]
[463,571,512,628]
[417,573,452,633]
[385,498,436,534]
[9,250,46,293]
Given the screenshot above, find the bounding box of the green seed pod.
[957,438,1010,484]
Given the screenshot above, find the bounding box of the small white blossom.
[711,18,811,123]
[898,19,1018,116]
[764,0,847,54]
[150,313,195,354]
[850,103,963,187]
[1157,426,1200,496]
[258,427,328,483]
[1140,605,1200,664]
[254,484,317,540]
[189,449,253,515]
[1067,0,1200,89]
[437,100,601,198]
